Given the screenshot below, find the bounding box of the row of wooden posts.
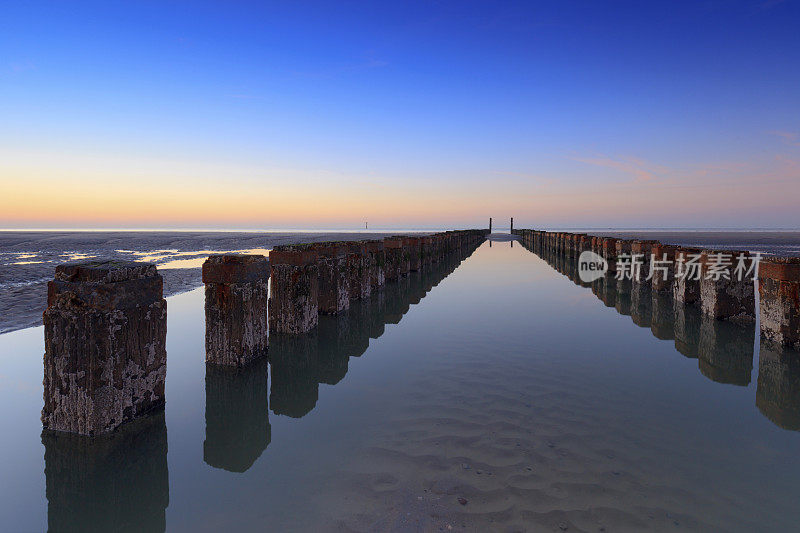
[41,229,488,436]
[526,236,800,431]
[512,229,800,351]
[39,245,485,533]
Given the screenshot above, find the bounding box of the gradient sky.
[2,1,799,229]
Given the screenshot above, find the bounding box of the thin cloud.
[572,154,668,182]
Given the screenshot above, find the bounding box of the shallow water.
[1,240,799,532]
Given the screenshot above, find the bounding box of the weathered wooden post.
[699,249,756,323]
[650,243,677,293]
[758,258,800,349]
[420,235,433,266]
[312,243,350,315]
[203,255,269,366]
[364,240,386,290]
[559,232,570,256]
[345,241,371,300]
[383,237,404,281]
[489,218,492,233]
[430,234,441,264]
[602,237,618,277]
[614,241,634,312]
[579,234,592,254]
[42,262,167,435]
[674,246,703,305]
[591,236,601,256]
[268,245,319,334]
[630,240,659,285]
[405,236,422,272]
[398,238,412,277]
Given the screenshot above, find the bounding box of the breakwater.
[513,229,800,347]
[514,228,800,430]
[38,238,480,531]
[41,230,487,436]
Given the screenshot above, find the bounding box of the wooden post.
[203,255,269,367]
[42,261,167,435]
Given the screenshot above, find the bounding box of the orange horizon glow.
[2,139,800,230]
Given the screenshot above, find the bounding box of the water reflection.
[698,316,754,386]
[204,358,271,472]
[269,248,473,421]
[651,292,675,340]
[757,341,800,430]
[598,277,617,308]
[36,247,485,529]
[615,279,632,316]
[269,334,322,418]
[674,304,702,359]
[630,283,652,328]
[42,411,169,532]
[523,240,793,426]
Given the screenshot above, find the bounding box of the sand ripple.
[314,346,794,532]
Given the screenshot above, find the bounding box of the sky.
[1,0,799,230]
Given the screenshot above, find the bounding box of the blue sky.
[2,1,799,228]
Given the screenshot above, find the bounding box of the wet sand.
[318,331,794,533]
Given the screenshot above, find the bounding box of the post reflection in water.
[698,315,754,386]
[757,341,800,430]
[674,303,702,359]
[630,283,652,328]
[269,246,473,421]
[592,277,616,309]
[204,357,271,472]
[35,241,481,531]
[523,239,798,429]
[269,333,322,419]
[615,278,632,316]
[651,292,675,341]
[42,411,169,533]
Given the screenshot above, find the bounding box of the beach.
[0,231,406,334]
[3,238,798,531]
[3,230,798,335]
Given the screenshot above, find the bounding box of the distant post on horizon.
[489,217,492,233]
[510,217,513,234]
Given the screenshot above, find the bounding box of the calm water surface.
[1,240,799,532]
